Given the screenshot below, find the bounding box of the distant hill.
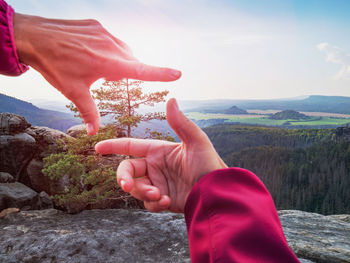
[0,93,80,132]
[204,105,248,114]
[29,98,72,113]
[269,110,308,120]
[183,95,350,114]
[224,106,248,114]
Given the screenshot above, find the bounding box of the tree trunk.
[126,78,131,137]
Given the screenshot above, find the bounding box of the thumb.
[166,98,210,145]
[122,61,181,82]
[70,90,100,135]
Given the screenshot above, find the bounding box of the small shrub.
[42,125,142,213]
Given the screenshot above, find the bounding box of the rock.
[0,113,30,135]
[26,158,67,195]
[26,126,71,158]
[327,214,350,223]
[66,124,88,138]
[0,208,19,218]
[0,124,71,193]
[0,172,15,183]
[25,159,48,192]
[279,210,350,263]
[67,124,113,138]
[0,182,40,211]
[0,209,190,263]
[38,191,53,209]
[25,127,72,195]
[0,133,37,181]
[299,259,315,263]
[1,209,346,263]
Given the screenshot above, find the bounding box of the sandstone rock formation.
[0,113,71,196]
[0,113,30,135]
[0,113,134,213]
[0,113,37,183]
[0,132,37,182]
[25,126,71,195]
[0,209,349,263]
[0,113,74,215]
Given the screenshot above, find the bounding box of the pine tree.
[68,79,169,137]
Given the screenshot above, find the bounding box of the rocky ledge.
[0,209,349,263]
[0,209,189,263]
[279,210,350,263]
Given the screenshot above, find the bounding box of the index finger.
[62,85,100,135]
[95,138,164,157]
[122,61,182,82]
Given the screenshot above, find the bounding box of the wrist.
[13,12,41,67]
[0,2,28,76]
[182,157,228,213]
[193,156,228,188]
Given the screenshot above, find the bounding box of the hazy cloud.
[317,42,350,79]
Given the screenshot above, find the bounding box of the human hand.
[13,13,181,135]
[95,98,227,213]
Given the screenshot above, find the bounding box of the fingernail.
[120,180,126,190]
[86,123,94,135]
[170,70,181,79]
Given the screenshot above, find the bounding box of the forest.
[204,124,350,214]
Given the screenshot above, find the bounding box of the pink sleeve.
[0,0,28,76]
[184,168,300,263]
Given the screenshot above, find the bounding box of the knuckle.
[135,63,146,78]
[120,159,131,168]
[87,19,101,27]
[124,139,132,154]
[78,106,97,118]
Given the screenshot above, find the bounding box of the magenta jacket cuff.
[184,168,300,263]
[0,0,28,76]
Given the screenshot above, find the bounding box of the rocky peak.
[0,113,31,135]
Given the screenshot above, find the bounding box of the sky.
[1,0,350,104]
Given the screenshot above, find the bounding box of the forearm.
[184,168,300,263]
[0,0,28,76]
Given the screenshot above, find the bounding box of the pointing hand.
[13,13,181,135]
[95,98,227,213]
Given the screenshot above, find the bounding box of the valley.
[186,110,350,128]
